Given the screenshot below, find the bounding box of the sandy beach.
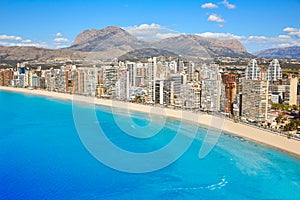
[1,85,300,157]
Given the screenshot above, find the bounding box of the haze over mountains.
[1,26,299,63]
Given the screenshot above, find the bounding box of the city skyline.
[0,0,300,52]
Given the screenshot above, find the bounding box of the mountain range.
[1,26,299,63]
[69,26,252,60]
[254,46,300,59]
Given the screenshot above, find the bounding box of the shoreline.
[1,86,300,158]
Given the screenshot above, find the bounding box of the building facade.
[241,79,269,121]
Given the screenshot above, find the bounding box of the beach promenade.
[1,85,300,157]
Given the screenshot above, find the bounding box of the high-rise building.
[177,57,184,73]
[289,76,298,106]
[32,73,40,88]
[76,67,98,96]
[221,74,236,115]
[180,82,201,109]
[45,69,55,91]
[163,79,175,105]
[0,69,13,86]
[116,68,129,100]
[135,62,147,87]
[155,80,164,104]
[126,62,136,88]
[103,66,118,97]
[40,77,46,89]
[170,74,183,96]
[147,57,157,103]
[245,59,260,80]
[187,61,195,82]
[200,64,222,111]
[241,79,269,121]
[269,77,298,105]
[169,60,178,74]
[54,68,68,92]
[267,59,282,81]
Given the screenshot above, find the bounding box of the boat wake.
[170,176,228,192]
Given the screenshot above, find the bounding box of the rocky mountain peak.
[71,26,128,46]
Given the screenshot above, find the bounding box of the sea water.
[0,91,300,200]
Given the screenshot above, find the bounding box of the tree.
[275,114,283,124]
[284,119,300,131]
[291,105,298,111]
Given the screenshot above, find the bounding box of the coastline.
[1,86,300,158]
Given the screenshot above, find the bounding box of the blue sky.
[0,0,300,52]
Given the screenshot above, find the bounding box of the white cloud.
[0,34,49,48]
[201,3,218,9]
[0,34,23,41]
[246,34,298,44]
[0,41,48,48]
[156,33,180,40]
[278,35,291,39]
[55,45,68,49]
[220,0,236,9]
[124,23,180,40]
[195,31,299,52]
[208,14,224,23]
[248,36,268,41]
[55,32,63,37]
[243,33,300,52]
[197,32,245,40]
[278,43,293,48]
[0,41,9,46]
[283,27,300,38]
[21,39,32,43]
[125,23,162,36]
[283,27,298,33]
[53,37,69,43]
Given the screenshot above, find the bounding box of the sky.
[0,0,300,52]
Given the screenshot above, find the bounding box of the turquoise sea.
[1,90,300,200]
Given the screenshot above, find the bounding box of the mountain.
[254,46,300,58]
[70,26,252,59]
[0,46,83,62]
[0,26,254,63]
[153,34,253,59]
[0,46,116,63]
[118,48,178,61]
[70,26,147,54]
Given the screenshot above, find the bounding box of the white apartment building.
[245,59,261,80]
[267,59,282,81]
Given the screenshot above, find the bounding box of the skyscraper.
[103,66,118,97]
[147,57,157,103]
[245,59,260,80]
[126,62,136,88]
[116,68,129,100]
[266,59,282,81]
[289,76,298,106]
[76,67,98,96]
[241,79,269,121]
[221,74,236,115]
[188,61,195,82]
[200,64,222,111]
